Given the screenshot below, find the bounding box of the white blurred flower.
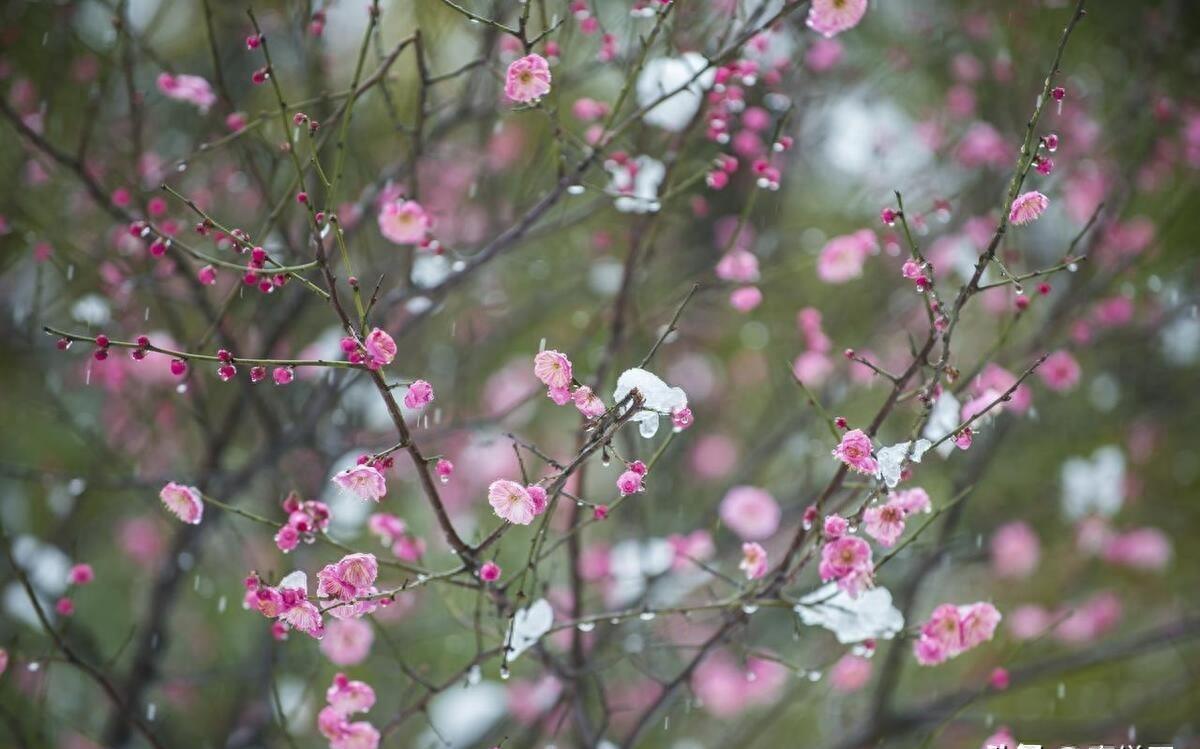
[608,537,676,605]
[1061,446,1125,520]
[71,293,111,326]
[635,53,715,131]
[1160,314,1200,366]
[420,681,507,749]
[607,155,665,214]
[411,254,452,289]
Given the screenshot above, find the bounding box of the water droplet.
[439,475,449,485]
[1067,263,1078,273]
[742,604,759,614]
[807,671,822,682]
[1056,681,1066,699]
[416,574,429,584]
[177,162,188,172]
[27,661,40,672]
[638,611,656,621]
[567,184,585,195]
[499,665,510,679]
[147,703,157,721]
[577,621,595,632]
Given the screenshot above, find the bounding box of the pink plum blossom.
[156,73,216,113]
[377,200,430,244]
[326,673,376,716]
[332,465,388,502]
[891,487,931,515]
[616,470,643,496]
[321,619,374,665]
[862,500,907,547]
[817,231,874,283]
[990,521,1040,579]
[730,286,763,312]
[534,349,574,389]
[363,328,397,368]
[819,536,874,597]
[479,561,502,582]
[488,479,537,525]
[505,54,552,103]
[824,513,849,539]
[913,602,1001,665]
[318,553,379,603]
[718,486,781,540]
[832,429,878,475]
[806,0,868,38]
[403,379,434,409]
[1103,528,1172,571]
[830,654,873,693]
[526,484,549,516]
[739,542,768,580]
[67,563,94,586]
[1038,349,1082,392]
[572,385,606,418]
[1009,191,1049,226]
[668,530,715,570]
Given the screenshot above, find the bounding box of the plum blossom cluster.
[54,562,96,619]
[245,571,325,640]
[318,673,380,749]
[273,492,332,553]
[343,328,397,370]
[616,460,648,497]
[246,553,382,641]
[913,602,1002,666]
[701,57,793,193]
